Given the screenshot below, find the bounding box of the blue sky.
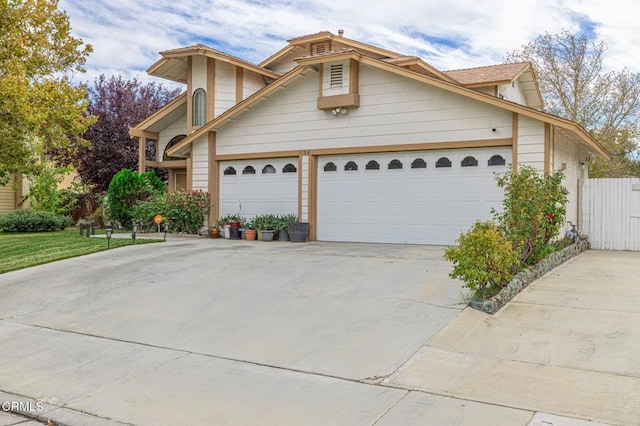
[58,0,640,87]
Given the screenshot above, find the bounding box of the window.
[223,167,236,176]
[324,162,337,172]
[330,64,343,89]
[388,159,403,170]
[344,161,358,171]
[192,88,206,126]
[365,160,380,170]
[488,155,506,166]
[436,157,452,168]
[262,165,276,174]
[242,166,256,175]
[461,156,478,167]
[283,163,297,173]
[163,134,186,161]
[411,158,427,169]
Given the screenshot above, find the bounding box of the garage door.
[317,147,511,245]
[219,158,298,218]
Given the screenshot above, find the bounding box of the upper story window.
[192,88,206,127]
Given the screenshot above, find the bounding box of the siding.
[215,61,236,117]
[158,115,187,159]
[191,134,209,191]
[581,178,640,250]
[553,129,588,230]
[0,175,16,213]
[243,70,266,100]
[191,56,207,93]
[216,64,513,155]
[517,115,544,171]
[498,80,527,105]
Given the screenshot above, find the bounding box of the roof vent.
[338,29,344,37]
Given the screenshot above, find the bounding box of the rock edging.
[472,240,590,315]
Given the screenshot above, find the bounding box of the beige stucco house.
[130,31,609,244]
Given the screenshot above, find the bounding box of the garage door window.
[345,161,358,171]
[388,159,403,169]
[366,160,380,170]
[224,167,237,175]
[436,157,452,168]
[283,163,297,173]
[488,155,506,166]
[262,165,276,174]
[243,166,256,175]
[411,158,427,169]
[324,162,337,172]
[461,156,478,167]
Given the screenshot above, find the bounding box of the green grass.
[0,229,162,274]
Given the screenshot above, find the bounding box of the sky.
[58,0,640,88]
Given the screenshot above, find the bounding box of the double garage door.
[220,148,510,245]
[317,147,510,245]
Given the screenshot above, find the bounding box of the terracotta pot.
[245,229,257,240]
[208,229,220,238]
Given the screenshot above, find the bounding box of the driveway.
[0,238,473,425]
[1,239,637,425]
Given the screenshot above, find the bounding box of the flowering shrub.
[130,190,211,234]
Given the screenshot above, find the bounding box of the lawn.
[0,230,162,274]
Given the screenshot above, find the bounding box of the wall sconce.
[332,107,347,115]
[106,222,113,249]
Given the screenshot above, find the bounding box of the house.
[0,174,27,214]
[130,30,610,245]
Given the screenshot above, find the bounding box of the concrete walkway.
[0,240,637,425]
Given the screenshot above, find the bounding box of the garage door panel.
[317,147,510,245]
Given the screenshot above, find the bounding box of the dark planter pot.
[262,230,275,241]
[278,229,290,241]
[288,222,309,243]
[230,227,241,240]
[230,221,241,228]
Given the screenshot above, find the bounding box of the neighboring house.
[130,30,610,245]
[0,174,27,214]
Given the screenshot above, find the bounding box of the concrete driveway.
[1,239,637,425]
[1,238,474,425]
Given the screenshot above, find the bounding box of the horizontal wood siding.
[191,56,208,94]
[215,61,236,118]
[216,65,513,155]
[158,115,187,159]
[517,115,544,171]
[191,135,209,191]
[553,129,588,232]
[243,70,266,100]
[581,178,640,251]
[0,175,16,213]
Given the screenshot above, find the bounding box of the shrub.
[493,165,568,265]
[444,221,519,299]
[130,190,210,234]
[0,209,73,232]
[107,169,165,227]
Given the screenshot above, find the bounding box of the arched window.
[163,135,187,161]
[283,163,297,173]
[436,157,452,168]
[242,166,256,175]
[366,160,380,170]
[461,156,478,167]
[192,88,206,127]
[324,162,337,172]
[411,158,427,169]
[344,161,358,171]
[488,155,506,166]
[388,159,403,169]
[223,167,236,176]
[262,165,276,174]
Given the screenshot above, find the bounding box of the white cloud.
[58,0,640,88]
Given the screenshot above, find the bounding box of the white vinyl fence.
[581,178,640,250]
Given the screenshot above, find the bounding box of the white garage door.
[219,158,298,218]
[317,147,511,245]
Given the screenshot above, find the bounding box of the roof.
[147,44,280,84]
[166,50,609,160]
[445,62,530,85]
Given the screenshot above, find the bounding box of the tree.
[61,75,182,192]
[0,0,94,183]
[506,31,640,177]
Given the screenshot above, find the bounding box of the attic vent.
[330,64,343,89]
[312,42,328,55]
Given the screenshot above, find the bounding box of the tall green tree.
[0,0,94,183]
[506,30,640,177]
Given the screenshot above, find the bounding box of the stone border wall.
[472,240,590,315]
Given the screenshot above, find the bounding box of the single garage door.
[219,158,298,218]
[317,147,511,245]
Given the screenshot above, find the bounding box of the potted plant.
[276,214,297,241]
[208,225,220,239]
[288,220,310,242]
[244,218,257,241]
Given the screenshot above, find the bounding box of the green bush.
[444,221,519,299]
[0,209,73,232]
[130,190,210,234]
[493,166,568,265]
[107,169,165,227]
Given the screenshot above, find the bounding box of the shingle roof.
[444,62,530,86]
